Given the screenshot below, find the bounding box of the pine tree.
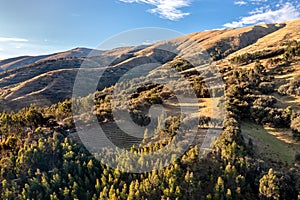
[226,189,232,200]
[259,168,280,200]
[127,181,136,200]
[214,176,225,200]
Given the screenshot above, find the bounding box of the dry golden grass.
[163,97,224,119]
[228,19,300,59]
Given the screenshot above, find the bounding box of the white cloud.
[234,0,268,6]
[119,0,191,20]
[234,1,248,6]
[0,37,28,42]
[224,2,300,28]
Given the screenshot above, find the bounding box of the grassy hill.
[0,19,299,111]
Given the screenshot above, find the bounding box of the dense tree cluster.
[0,107,265,200]
[225,61,292,128]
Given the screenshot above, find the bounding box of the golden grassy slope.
[228,19,300,59]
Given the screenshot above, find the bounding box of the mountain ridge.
[0,47,102,72]
[0,19,299,110]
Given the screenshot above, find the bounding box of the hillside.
[228,19,300,58]
[0,19,299,111]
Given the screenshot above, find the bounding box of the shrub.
[250,106,290,128]
[252,96,277,108]
[291,113,300,140]
[278,76,300,96]
[258,82,275,94]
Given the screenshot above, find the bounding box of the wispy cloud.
[234,0,268,6]
[0,37,28,42]
[234,1,248,6]
[0,37,62,60]
[0,42,63,60]
[119,0,191,20]
[249,0,268,5]
[248,5,270,15]
[224,2,300,28]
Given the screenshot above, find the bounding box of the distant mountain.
[0,47,102,72]
[0,19,299,111]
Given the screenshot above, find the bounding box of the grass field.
[241,120,299,167]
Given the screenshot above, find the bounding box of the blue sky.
[0,0,299,60]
